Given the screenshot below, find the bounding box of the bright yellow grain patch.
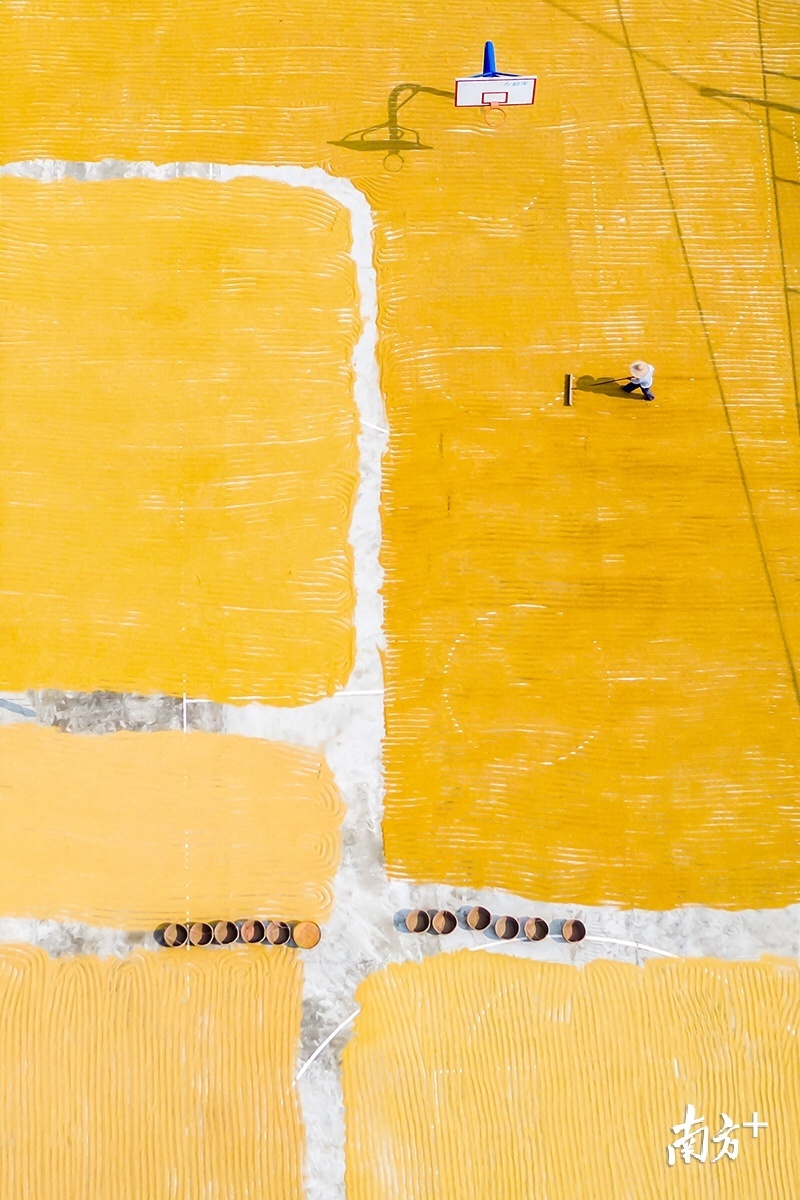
[0,176,359,703]
[1,2,799,906]
[0,724,343,928]
[374,0,800,910]
[0,945,303,1200]
[344,952,800,1199]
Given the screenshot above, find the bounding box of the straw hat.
[630,360,652,378]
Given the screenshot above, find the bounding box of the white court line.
[471,934,677,959]
[584,934,678,958]
[295,1009,361,1082]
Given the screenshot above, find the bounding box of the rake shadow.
[574,374,641,399]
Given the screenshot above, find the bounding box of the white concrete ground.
[0,157,798,1200]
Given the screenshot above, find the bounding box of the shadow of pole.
[535,0,798,144]
[699,85,800,116]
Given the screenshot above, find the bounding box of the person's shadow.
[574,374,634,398]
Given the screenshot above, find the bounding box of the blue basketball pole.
[482,40,497,75]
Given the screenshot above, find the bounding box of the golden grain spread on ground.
[0,174,359,703]
[0,725,343,928]
[0,2,798,904]
[0,945,303,1200]
[344,951,800,1199]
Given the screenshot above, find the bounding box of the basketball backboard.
[454,75,537,108]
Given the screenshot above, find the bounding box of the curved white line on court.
[296,1009,361,1082]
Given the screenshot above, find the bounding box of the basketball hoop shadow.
[330,83,454,171]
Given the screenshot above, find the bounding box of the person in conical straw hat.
[622,360,655,401]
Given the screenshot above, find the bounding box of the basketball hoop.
[454,41,537,119]
[482,103,507,128]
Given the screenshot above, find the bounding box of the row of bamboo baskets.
[396,906,587,943]
[155,919,322,949]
